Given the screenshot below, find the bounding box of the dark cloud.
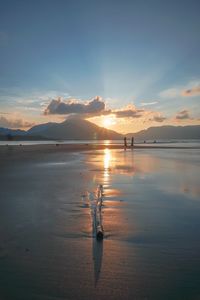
[114,109,143,118]
[175,110,191,120]
[182,86,200,97]
[44,97,145,118]
[149,115,167,122]
[0,116,35,129]
[44,96,165,121]
[44,96,107,116]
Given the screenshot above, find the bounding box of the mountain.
[27,122,55,135]
[27,118,123,140]
[0,118,123,140]
[1,122,199,141]
[0,134,49,141]
[127,125,200,140]
[0,127,26,136]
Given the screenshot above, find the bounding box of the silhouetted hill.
[27,122,55,135]
[0,135,49,141]
[127,125,200,140]
[27,118,122,139]
[0,127,26,136]
[1,123,200,141]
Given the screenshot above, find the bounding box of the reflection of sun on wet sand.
[83,146,200,298]
[82,148,134,287]
[1,144,200,299]
[103,148,111,181]
[86,185,104,286]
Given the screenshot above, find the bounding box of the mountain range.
[0,118,122,140]
[127,125,200,140]
[0,118,200,140]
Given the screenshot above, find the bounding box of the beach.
[0,144,200,300]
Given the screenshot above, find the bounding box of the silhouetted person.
[131,137,134,147]
[124,137,127,149]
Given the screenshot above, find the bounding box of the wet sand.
[0,145,200,299]
[0,141,199,157]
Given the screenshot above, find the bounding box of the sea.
[0,139,200,148]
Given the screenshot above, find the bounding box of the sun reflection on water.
[103,148,111,182]
[104,148,111,169]
[103,140,111,146]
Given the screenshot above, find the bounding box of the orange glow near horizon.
[104,140,111,146]
[102,116,116,128]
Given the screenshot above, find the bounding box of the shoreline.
[0,143,199,154]
[1,143,199,166]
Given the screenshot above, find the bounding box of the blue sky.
[0,0,200,132]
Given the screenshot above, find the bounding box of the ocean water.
[0,139,200,148]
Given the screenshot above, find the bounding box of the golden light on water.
[104,148,111,181]
[89,149,137,187]
[104,140,111,146]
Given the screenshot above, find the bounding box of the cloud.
[140,101,158,106]
[182,86,200,97]
[148,111,167,123]
[113,105,144,118]
[44,97,145,118]
[160,80,200,99]
[175,110,191,120]
[149,113,167,122]
[0,116,35,129]
[159,88,180,98]
[44,96,166,123]
[44,96,108,116]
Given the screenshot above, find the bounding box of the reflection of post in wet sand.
[88,185,104,286]
[93,234,103,287]
[93,185,104,286]
[88,185,104,239]
[95,184,104,239]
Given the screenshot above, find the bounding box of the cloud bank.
[45,98,146,119]
[44,96,107,116]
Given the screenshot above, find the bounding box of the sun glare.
[102,117,116,128]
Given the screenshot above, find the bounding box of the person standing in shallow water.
[131,137,134,147]
[124,137,127,149]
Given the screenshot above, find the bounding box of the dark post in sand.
[131,136,134,147]
[124,137,127,149]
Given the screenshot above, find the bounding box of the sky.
[0,0,200,133]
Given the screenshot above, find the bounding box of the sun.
[102,117,116,128]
